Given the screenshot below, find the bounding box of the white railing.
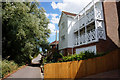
[74,0,94,19]
[74,7,95,32]
[75,29,97,46]
[75,36,79,46]
[74,0,106,46]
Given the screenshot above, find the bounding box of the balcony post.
[93,0,99,41]
[84,8,88,44]
[78,30,80,45]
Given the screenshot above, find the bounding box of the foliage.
[2,59,19,78]
[45,52,63,63]
[58,51,106,62]
[43,57,47,64]
[2,2,51,64]
[43,51,108,63]
[52,52,63,62]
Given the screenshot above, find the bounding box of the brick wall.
[96,37,118,54]
[103,1,120,48]
[61,48,73,56]
[92,1,120,53]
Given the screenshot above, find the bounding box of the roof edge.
[58,11,77,27]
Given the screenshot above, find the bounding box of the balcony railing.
[75,29,98,46]
[73,0,106,46]
[74,7,95,32]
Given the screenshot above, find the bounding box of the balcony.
[75,29,98,46]
[73,0,106,46]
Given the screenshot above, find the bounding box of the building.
[58,0,120,55]
[50,40,59,53]
[46,41,59,61]
[49,30,59,55]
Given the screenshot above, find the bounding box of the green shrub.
[59,51,107,62]
[53,52,63,62]
[2,60,19,78]
[46,51,108,63]
[45,52,63,63]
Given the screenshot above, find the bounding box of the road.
[4,65,44,80]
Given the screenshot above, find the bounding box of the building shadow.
[116,2,120,39]
[28,64,40,67]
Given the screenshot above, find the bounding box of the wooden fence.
[44,49,120,79]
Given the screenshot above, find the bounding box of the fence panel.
[75,60,86,78]
[95,56,105,73]
[70,61,78,79]
[86,58,96,76]
[44,50,120,79]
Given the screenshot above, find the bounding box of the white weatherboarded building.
[58,0,120,55]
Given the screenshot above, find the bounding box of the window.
[61,35,65,40]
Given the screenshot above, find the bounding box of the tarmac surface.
[84,69,120,78]
[4,64,43,80]
[4,54,43,80]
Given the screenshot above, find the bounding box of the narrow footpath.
[4,54,43,80]
[4,65,43,80]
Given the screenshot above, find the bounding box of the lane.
[4,65,43,80]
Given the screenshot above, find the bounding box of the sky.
[39,0,92,43]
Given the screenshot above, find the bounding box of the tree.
[2,2,51,64]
